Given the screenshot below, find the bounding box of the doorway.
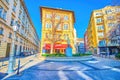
[6,43,11,57]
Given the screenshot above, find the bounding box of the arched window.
[0,27,3,35]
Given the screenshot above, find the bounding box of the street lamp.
[8,25,17,74]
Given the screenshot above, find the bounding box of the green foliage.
[42,53,92,57]
[42,53,66,57]
[115,53,120,59]
[72,53,92,57]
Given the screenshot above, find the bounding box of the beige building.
[0,0,39,58]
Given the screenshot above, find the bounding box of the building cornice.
[20,0,39,40]
[40,6,75,23]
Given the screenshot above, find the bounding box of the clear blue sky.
[24,0,112,39]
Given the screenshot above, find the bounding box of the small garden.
[42,53,92,57]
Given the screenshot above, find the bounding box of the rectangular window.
[6,0,9,3]
[57,24,61,30]
[11,19,14,26]
[46,23,52,28]
[64,16,68,20]
[0,41,1,46]
[105,9,112,14]
[20,38,22,43]
[17,24,20,31]
[96,18,102,23]
[96,13,102,16]
[46,14,51,18]
[55,15,60,20]
[108,23,114,27]
[0,28,3,35]
[3,11,7,20]
[107,16,114,20]
[12,5,16,12]
[116,8,120,12]
[8,33,12,38]
[18,11,21,19]
[0,8,3,18]
[63,24,68,30]
[98,32,104,37]
[16,36,18,41]
[64,34,68,40]
[97,25,104,30]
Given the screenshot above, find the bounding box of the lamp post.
[8,25,17,74]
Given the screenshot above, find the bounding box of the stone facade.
[0,0,39,58]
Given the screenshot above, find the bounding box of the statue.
[66,37,72,57]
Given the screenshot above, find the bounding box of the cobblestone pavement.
[5,56,120,80]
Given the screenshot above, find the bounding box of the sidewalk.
[0,54,46,80]
[93,54,117,60]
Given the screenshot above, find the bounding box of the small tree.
[45,13,64,54]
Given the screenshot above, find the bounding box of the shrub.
[115,53,120,59]
[42,53,66,57]
[73,53,92,57]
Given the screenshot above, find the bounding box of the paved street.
[5,56,120,80]
[0,54,45,80]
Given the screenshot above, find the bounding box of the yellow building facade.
[86,6,120,52]
[40,7,76,54]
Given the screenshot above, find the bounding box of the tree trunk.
[50,43,54,54]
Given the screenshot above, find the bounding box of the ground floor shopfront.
[0,24,39,58]
[98,46,119,55]
[0,40,39,58]
[43,44,70,54]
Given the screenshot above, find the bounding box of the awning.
[44,44,70,49]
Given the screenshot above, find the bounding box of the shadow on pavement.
[0,72,8,80]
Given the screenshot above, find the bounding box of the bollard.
[17,57,20,75]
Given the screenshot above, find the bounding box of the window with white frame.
[55,15,60,20]
[107,16,114,20]
[57,24,61,30]
[116,8,120,12]
[105,9,112,14]
[46,14,51,18]
[97,25,104,30]
[108,23,115,27]
[46,23,52,28]
[98,32,104,37]
[96,13,102,16]
[63,24,68,30]
[96,18,102,23]
[64,34,68,40]
[64,15,68,20]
